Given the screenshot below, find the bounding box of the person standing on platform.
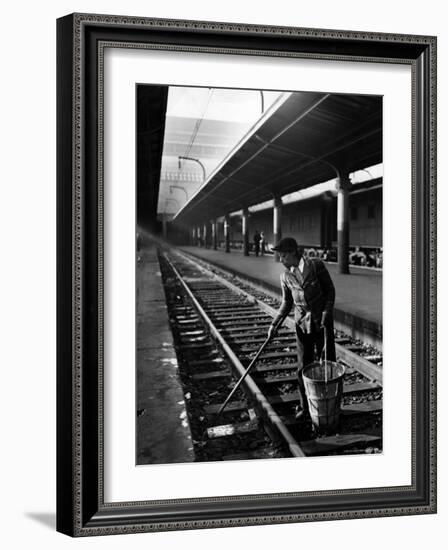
[260,231,265,255]
[267,237,336,417]
[253,230,261,257]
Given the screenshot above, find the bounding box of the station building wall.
[228,186,382,251]
[348,187,382,248]
[191,184,382,252]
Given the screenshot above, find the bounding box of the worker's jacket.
[272,258,335,333]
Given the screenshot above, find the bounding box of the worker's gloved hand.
[267,324,278,340]
[320,311,332,329]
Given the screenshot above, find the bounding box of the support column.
[162,213,168,240]
[203,223,208,248]
[336,173,352,274]
[242,208,250,256]
[191,227,196,246]
[212,220,218,250]
[224,215,230,253]
[273,196,282,262]
[321,192,333,250]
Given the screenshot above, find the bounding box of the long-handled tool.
[319,325,336,382]
[216,334,272,418]
[321,325,328,382]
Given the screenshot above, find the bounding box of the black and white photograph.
[136,84,383,465]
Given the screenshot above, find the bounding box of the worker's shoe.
[295,411,314,440]
[293,387,309,418]
[294,401,314,440]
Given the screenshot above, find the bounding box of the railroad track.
[160,248,383,461]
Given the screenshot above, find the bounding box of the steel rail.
[164,253,306,458]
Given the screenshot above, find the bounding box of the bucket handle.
[319,326,327,364]
[319,325,329,383]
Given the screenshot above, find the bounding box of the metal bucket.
[302,361,345,434]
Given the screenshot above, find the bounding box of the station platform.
[178,245,382,349]
[136,238,195,465]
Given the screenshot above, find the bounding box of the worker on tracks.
[268,237,336,418]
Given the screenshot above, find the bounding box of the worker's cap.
[271,237,300,252]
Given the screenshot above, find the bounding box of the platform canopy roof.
[173,91,382,225]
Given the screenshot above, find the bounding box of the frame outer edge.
[56,13,76,537]
[416,40,436,513]
[73,11,436,44]
[73,12,84,537]
[428,36,437,513]
[59,12,438,535]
